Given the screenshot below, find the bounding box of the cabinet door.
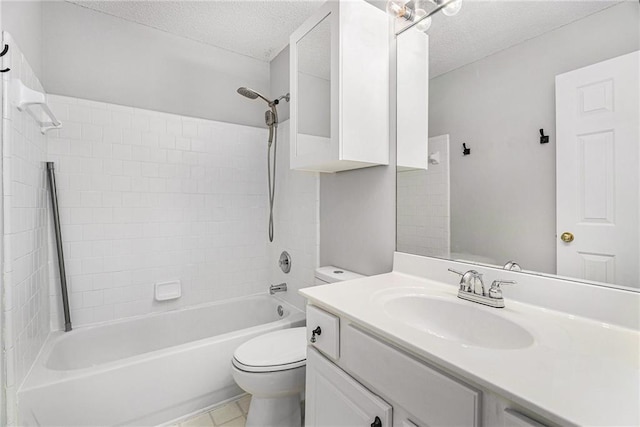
[290,1,338,172]
[306,347,392,427]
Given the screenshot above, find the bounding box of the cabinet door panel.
[341,324,480,427]
[306,347,392,427]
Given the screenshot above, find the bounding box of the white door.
[556,51,639,287]
[305,347,392,427]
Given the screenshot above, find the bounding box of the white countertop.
[300,271,640,427]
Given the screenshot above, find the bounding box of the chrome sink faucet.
[448,269,484,294]
[448,269,516,308]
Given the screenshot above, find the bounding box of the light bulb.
[442,0,462,16]
[414,8,432,32]
[386,0,412,20]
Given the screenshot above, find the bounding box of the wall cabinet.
[289,0,389,172]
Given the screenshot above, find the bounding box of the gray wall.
[270,46,290,122]
[319,162,396,276]
[428,2,640,274]
[41,1,270,127]
[1,0,43,78]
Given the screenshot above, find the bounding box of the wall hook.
[462,143,471,156]
[0,44,10,73]
[539,128,549,144]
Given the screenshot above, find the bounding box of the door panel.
[556,51,639,287]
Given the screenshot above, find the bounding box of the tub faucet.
[269,283,287,295]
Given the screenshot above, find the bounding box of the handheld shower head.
[236,86,289,243]
[237,87,272,104]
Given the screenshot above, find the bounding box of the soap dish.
[155,280,181,301]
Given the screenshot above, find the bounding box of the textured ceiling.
[67,0,326,62]
[422,0,623,77]
[68,0,623,76]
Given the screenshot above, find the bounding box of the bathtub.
[18,294,305,426]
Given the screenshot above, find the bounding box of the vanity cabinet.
[289,0,389,173]
[305,305,555,427]
[306,347,392,427]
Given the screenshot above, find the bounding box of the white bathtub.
[18,294,305,426]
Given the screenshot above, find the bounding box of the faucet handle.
[449,268,482,293]
[503,261,522,271]
[489,279,516,299]
[448,268,466,290]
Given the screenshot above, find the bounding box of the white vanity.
[299,253,640,427]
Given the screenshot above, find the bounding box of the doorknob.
[560,232,574,243]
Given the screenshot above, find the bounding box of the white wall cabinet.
[289,0,389,173]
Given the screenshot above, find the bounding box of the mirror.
[296,15,331,139]
[396,1,640,291]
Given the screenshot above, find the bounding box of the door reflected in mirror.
[395,1,640,290]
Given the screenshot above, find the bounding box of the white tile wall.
[46,95,270,329]
[266,122,319,310]
[397,136,450,258]
[1,32,51,425]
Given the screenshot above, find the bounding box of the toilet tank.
[314,266,365,285]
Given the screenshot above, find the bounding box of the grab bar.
[46,162,72,332]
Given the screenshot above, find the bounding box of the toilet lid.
[233,327,307,373]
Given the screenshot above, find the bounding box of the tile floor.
[176,395,251,427]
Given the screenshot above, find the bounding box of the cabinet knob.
[371,416,382,427]
[310,326,322,343]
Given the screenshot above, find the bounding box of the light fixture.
[386,0,414,21]
[388,0,462,34]
[441,0,462,16]
[414,1,432,32]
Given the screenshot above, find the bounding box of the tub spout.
[269,283,287,295]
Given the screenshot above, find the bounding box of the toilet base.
[246,394,302,427]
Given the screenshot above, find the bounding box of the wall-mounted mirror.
[296,15,331,139]
[396,1,640,291]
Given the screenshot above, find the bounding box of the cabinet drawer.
[307,305,340,359]
[341,324,481,427]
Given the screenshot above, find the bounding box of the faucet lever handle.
[449,268,483,293]
[489,279,516,299]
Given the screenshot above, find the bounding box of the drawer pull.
[310,326,322,343]
[371,416,382,427]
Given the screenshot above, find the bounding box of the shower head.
[237,87,272,104]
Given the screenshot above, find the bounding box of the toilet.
[231,266,364,427]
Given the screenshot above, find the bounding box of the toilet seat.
[232,327,307,373]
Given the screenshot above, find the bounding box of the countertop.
[300,272,640,427]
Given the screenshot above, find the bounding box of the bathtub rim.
[20,293,304,392]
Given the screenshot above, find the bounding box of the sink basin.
[383,295,534,349]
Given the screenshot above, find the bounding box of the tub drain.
[277,305,284,317]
